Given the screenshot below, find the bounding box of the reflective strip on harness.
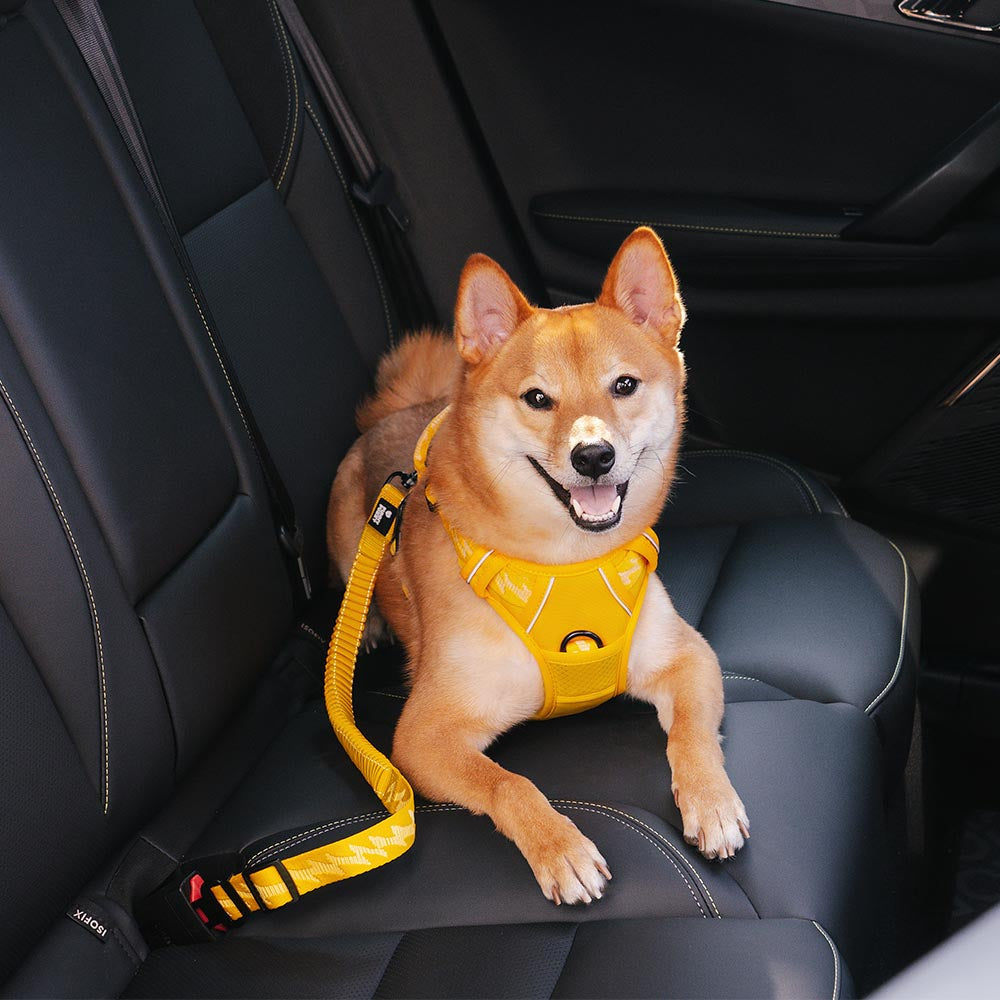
[205,478,416,922]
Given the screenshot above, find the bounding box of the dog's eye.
[613,375,639,397]
[522,388,553,411]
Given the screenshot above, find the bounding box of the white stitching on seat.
[0,377,110,813]
[722,672,765,684]
[533,210,839,241]
[304,100,396,346]
[248,800,708,916]
[865,540,910,715]
[267,0,300,191]
[811,920,840,1000]
[684,449,823,514]
[264,0,293,191]
[553,798,719,917]
[554,803,706,917]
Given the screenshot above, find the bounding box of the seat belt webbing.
[54,0,312,603]
[274,0,437,332]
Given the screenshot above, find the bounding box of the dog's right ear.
[454,254,534,365]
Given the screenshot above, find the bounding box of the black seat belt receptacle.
[53,0,311,605]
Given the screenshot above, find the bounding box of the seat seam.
[551,804,706,917]
[0,376,110,814]
[865,540,910,714]
[369,928,409,998]
[263,0,292,190]
[267,0,300,191]
[180,274,264,473]
[247,802,707,916]
[549,921,582,999]
[304,99,396,346]
[811,919,841,1000]
[721,672,765,683]
[684,449,822,513]
[553,798,719,916]
[533,209,839,241]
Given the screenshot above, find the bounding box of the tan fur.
[356,329,460,433]
[327,228,748,904]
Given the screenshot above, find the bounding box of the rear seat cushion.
[123,916,851,999]
[183,690,885,973]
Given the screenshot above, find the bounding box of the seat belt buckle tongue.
[351,166,410,232]
[137,867,235,947]
[279,522,313,601]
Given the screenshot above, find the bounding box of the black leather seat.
[0,2,914,997]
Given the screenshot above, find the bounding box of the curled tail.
[356,329,460,432]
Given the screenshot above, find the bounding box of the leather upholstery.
[0,1,914,996]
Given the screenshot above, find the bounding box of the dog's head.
[443,227,686,561]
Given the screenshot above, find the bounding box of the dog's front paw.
[673,777,749,861]
[524,813,611,905]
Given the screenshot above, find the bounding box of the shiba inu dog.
[327,227,748,905]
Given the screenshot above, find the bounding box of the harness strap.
[202,476,416,923]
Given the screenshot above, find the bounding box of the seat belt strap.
[274,0,438,331]
[274,0,405,230]
[53,0,312,604]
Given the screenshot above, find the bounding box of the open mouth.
[527,457,629,532]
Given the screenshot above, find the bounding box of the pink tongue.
[569,484,618,515]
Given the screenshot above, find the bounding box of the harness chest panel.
[447,526,660,719]
[415,409,660,719]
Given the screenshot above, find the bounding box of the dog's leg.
[393,683,610,904]
[629,580,749,860]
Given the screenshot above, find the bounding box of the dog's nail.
[597,862,612,880]
[698,831,706,853]
[738,819,750,839]
[552,886,561,906]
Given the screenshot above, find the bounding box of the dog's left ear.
[599,227,685,346]
[454,254,535,365]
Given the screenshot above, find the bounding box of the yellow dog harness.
[414,408,659,720]
[195,408,656,926]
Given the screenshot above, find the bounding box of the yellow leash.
[205,474,417,922]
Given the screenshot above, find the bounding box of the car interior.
[1,0,999,997]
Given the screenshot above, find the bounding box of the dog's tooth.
[570,498,583,518]
[612,494,622,514]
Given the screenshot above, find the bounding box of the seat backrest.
[0,0,397,975]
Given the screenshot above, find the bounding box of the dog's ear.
[599,227,685,345]
[454,254,534,364]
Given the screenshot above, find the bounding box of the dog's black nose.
[571,441,616,480]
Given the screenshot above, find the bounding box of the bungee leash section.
[202,472,419,926]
